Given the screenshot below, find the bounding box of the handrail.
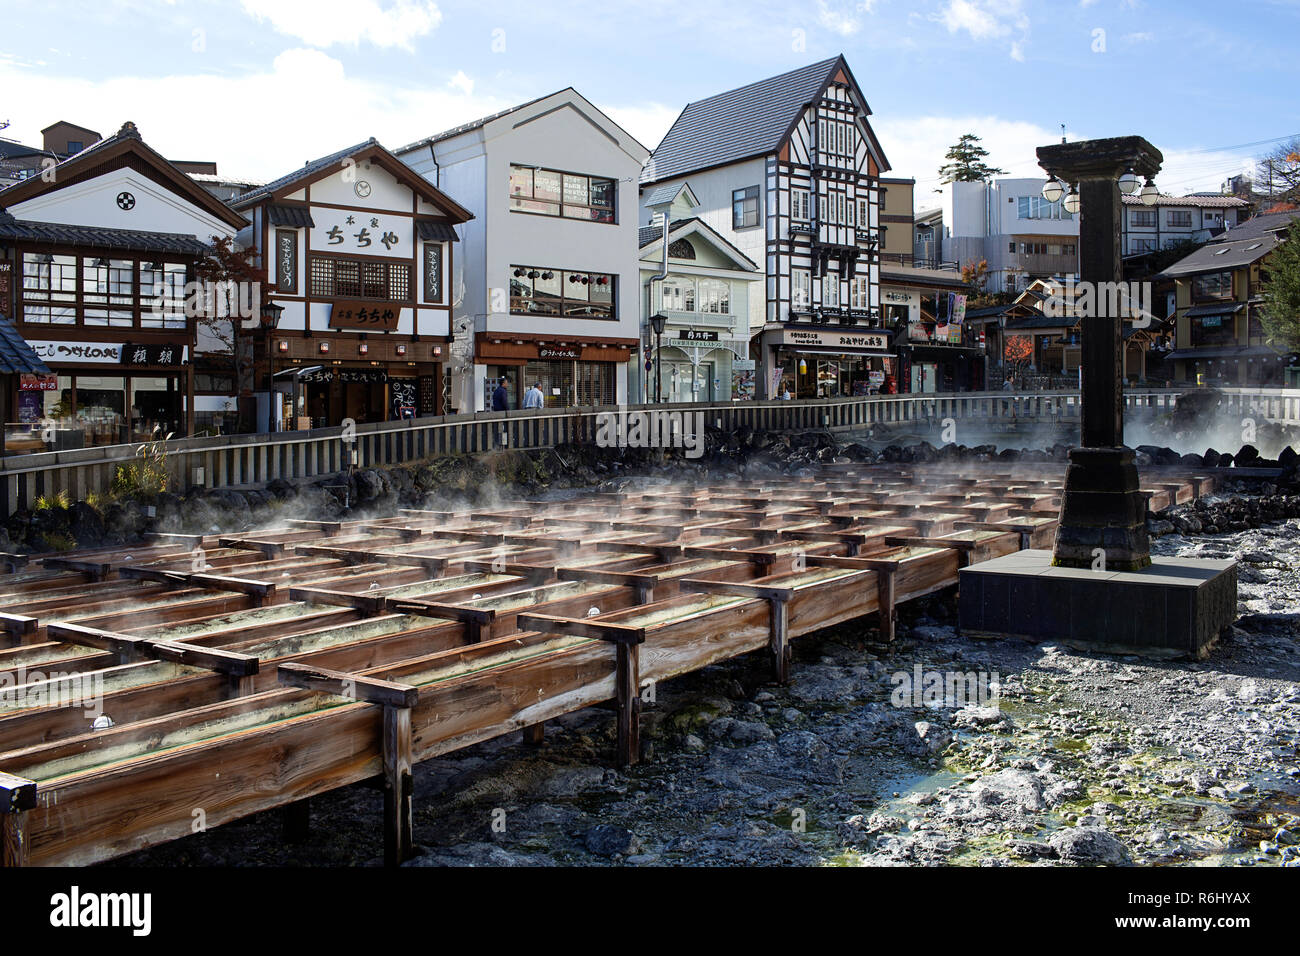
[3,386,1297,518]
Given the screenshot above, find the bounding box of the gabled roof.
[1157,210,1299,278]
[0,313,51,374]
[231,138,473,223]
[0,121,247,230]
[638,217,759,272]
[397,88,650,164]
[641,55,890,185]
[642,182,699,210]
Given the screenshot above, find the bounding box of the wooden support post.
[876,566,897,644]
[1,772,37,868]
[615,642,641,768]
[523,722,545,745]
[770,597,790,684]
[383,704,413,867]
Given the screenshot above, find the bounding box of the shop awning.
[1185,302,1244,319]
[267,204,315,228]
[417,221,459,242]
[1167,346,1284,361]
[0,314,52,375]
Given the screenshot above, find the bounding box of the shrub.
[110,435,173,502]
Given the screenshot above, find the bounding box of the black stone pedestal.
[1052,446,1151,572]
[959,550,1237,660]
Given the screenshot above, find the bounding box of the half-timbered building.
[641,56,893,399]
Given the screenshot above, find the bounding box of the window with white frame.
[823,271,840,307]
[791,189,811,222]
[662,275,695,312]
[850,275,869,309]
[697,279,730,314]
[858,198,869,228]
[1018,196,1072,220]
[792,269,811,309]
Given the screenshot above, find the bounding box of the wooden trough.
[0,463,1217,867]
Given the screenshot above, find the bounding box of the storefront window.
[523,360,573,407]
[510,267,615,319]
[130,376,180,438]
[663,276,695,312]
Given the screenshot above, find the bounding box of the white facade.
[1120,196,1248,256]
[398,90,649,412]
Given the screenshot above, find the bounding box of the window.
[662,275,695,312]
[1018,196,1072,220]
[697,279,730,315]
[823,271,840,307]
[1192,271,1232,301]
[791,189,811,221]
[510,266,615,318]
[1020,242,1048,256]
[1168,210,1193,228]
[733,185,760,229]
[309,256,411,301]
[668,238,696,259]
[22,253,77,301]
[509,165,615,223]
[66,141,82,153]
[792,270,811,309]
[82,258,135,305]
[142,262,189,329]
[850,275,869,310]
[1132,210,1156,228]
[1132,238,1156,254]
[858,198,869,228]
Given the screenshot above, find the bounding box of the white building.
[641,56,893,400]
[230,139,471,430]
[637,182,762,403]
[938,177,1079,294]
[397,89,649,413]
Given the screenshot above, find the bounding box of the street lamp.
[1063,185,1082,215]
[1041,178,1067,203]
[1118,169,1141,195]
[1139,179,1160,206]
[259,302,286,433]
[649,312,667,404]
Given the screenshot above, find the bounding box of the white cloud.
[447,70,474,96]
[239,0,442,51]
[933,0,1029,59]
[816,0,877,36]
[0,49,509,182]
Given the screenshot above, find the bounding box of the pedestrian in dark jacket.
[491,377,509,411]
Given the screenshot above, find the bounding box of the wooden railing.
[3,386,1297,518]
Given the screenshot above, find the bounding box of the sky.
[2,0,1297,206]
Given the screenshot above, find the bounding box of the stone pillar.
[1036,137,1163,572]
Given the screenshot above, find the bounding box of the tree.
[1255,138,1300,202]
[961,258,1014,308]
[191,235,263,406]
[1004,334,1034,379]
[1260,223,1300,352]
[939,133,1008,184]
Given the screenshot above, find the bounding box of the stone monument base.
[1052,446,1152,572]
[958,549,1237,659]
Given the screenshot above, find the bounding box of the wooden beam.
[0,613,37,646]
[287,587,384,614]
[384,599,495,643]
[515,613,646,645]
[277,662,420,709]
[40,557,112,581]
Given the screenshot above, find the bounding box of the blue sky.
[2,0,1297,202]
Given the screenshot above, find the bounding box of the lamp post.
[649,312,667,404]
[260,301,285,433]
[1037,135,1163,571]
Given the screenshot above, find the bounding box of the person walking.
[523,381,544,409]
[491,377,510,411]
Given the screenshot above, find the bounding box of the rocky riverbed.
[115,511,1300,868]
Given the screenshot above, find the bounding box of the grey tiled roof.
[232,139,376,208]
[1157,211,1298,278]
[1122,194,1248,208]
[0,313,52,374]
[267,204,315,228]
[416,220,459,241]
[0,211,211,255]
[641,57,843,185]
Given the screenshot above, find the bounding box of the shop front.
[763,327,896,399]
[475,333,634,410]
[16,339,192,448]
[651,330,751,404]
[268,333,443,429]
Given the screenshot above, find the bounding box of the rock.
[1235,445,1260,466]
[1050,827,1131,866]
[584,824,641,858]
[911,720,952,754]
[969,769,1046,812]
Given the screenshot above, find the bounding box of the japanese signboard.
[329,302,401,331]
[311,209,406,259]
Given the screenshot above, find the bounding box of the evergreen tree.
[939,133,1008,184]
[1260,223,1300,351]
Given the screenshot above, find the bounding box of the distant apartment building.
[1120,194,1249,257]
[938,177,1078,294]
[878,176,915,263]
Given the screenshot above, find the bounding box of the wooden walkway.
[0,463,1217,866]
